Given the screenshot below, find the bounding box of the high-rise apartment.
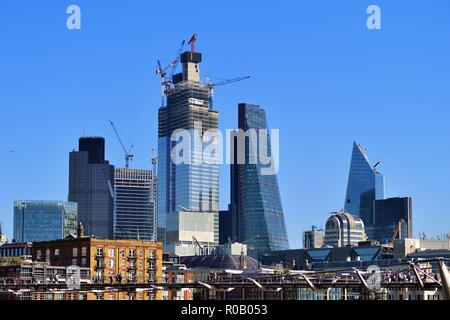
[69,137,115,239]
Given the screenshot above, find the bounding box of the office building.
[303,227,324,249]
[69,137,115,239]
[13,201,78,242]
[114,168,157,241]
[344,142,385,237]
[32,237,163,300]
[219,209,232,245]
[157,48,219,252]
[324,209,367,247]
[230,103,289,258]
[373,197,413,244]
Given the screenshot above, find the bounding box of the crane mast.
[109,120,134,169]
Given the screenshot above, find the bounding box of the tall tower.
[157,45,219,253]
[344,142,385,238]
[69,137,115,239]
[114,168,157,241]
[230,103,289,258]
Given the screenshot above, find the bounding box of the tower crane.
[205,76,250,109]
[109,120,134,168]
[155,40,186,107]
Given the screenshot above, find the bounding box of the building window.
[73,248,78,257]
[37,250,42,260]
[81,247,87,257]
[109,260,115,268]
[72,258,77,265]
[97,248,104,256]
[81,258,87,267]
[54,249,60,256]
[121,260,126,268]
[109,249,115,258]
[129,249,135,257]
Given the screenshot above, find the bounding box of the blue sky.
[0,0,449,247]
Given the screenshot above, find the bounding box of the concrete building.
[32,236,163,300]
[393,238,450,259]
[69,137,115,239]
[13,201,77,242]
[114,168,157,241]
[157,46,219,253]
[165,211,218,256]
[324,209,367,248]
[303,227,324,249]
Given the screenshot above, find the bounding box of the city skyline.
[1,1,450,247]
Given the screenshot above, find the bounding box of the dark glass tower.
[373,197,413,243]
[68,137,115,239]
[344,142,385,239]
[230,103,289,258]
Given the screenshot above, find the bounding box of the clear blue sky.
[1,0,449,247]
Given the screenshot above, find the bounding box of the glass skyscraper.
[344,142,385,239]
[114,168,157,241]
[157,50,219,248]
[373,197,413,243]
[13,200,78,242]
[230,103,289,258]
[69,137,115,239]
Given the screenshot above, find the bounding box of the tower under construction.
[157,38,219,255]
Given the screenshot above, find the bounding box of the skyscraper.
[373,197,413,243]
[344,141,385,236]
[157,48,219,252]
[13,200,78,242]
[230,103,289,258]
[69,137,115,239]
[114,168,157,241]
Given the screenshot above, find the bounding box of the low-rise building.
[31,236,163,300]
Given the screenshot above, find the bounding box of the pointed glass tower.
[230,103,289,258]
[344,142,385,236]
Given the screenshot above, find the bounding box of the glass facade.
[13,201,78,242]
[373,197,413,243]
[157,50,219,246]
[344,142,385,238]
[69,137,115,239]
[114,168,157,241]
[231,103,289,258]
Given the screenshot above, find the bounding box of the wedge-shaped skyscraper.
[230,103,289,258]
[344,142,385,238]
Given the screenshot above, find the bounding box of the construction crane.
[192,236,206,255]
[389,219,406,245]
[155,40,186,107]
[109,120,134,168]
[188,34,198,52]
[205,76,250,109]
